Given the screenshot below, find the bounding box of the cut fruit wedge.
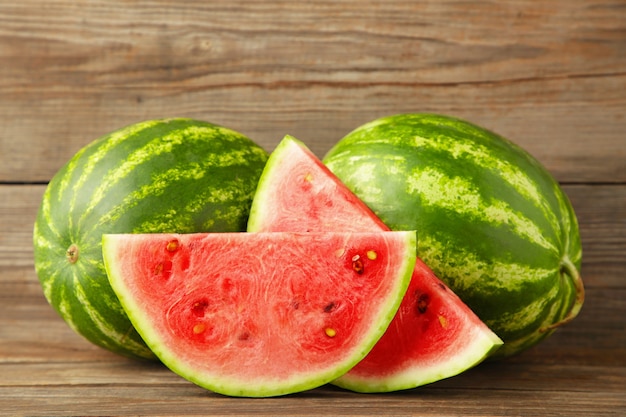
[248,135,503,392]
[103,231,415,397]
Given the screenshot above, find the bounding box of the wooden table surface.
[1,1,625,416]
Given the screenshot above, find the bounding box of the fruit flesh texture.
[103,231,416,397]
[248,136,502,392]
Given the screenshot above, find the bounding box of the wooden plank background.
[1,1,625,416]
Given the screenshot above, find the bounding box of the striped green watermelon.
[33,118,268,360]
[323,113,584,358]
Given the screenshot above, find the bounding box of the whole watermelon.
[323,113,584,358]
[33,118,268,360]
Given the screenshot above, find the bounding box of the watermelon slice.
[248,135,503,393]
[102,231,415,397]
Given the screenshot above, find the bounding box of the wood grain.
[2,386,625,417]
[1,0,624,182]
[0,0,624,415]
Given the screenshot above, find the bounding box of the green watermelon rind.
[323,113,584,358]
[33,118,268,360]
[102,231,417,397]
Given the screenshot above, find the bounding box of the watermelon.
[102,231,416,397]
[32,118,268,360]
[248,135,502,392]
[323,113,584,358]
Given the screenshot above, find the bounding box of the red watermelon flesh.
[248,135,503,392]
[102,231,415,397]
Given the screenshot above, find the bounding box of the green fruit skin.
[323,113,584,358]
[33,118,268,360]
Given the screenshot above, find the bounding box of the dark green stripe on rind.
[323,113,583,358]
[33,118,268,360]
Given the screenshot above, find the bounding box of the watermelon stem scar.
[540,256,585,333]
[66,244,79,264]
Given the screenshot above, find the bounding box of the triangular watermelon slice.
[102,231,415,397]
[248,135,503,392]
